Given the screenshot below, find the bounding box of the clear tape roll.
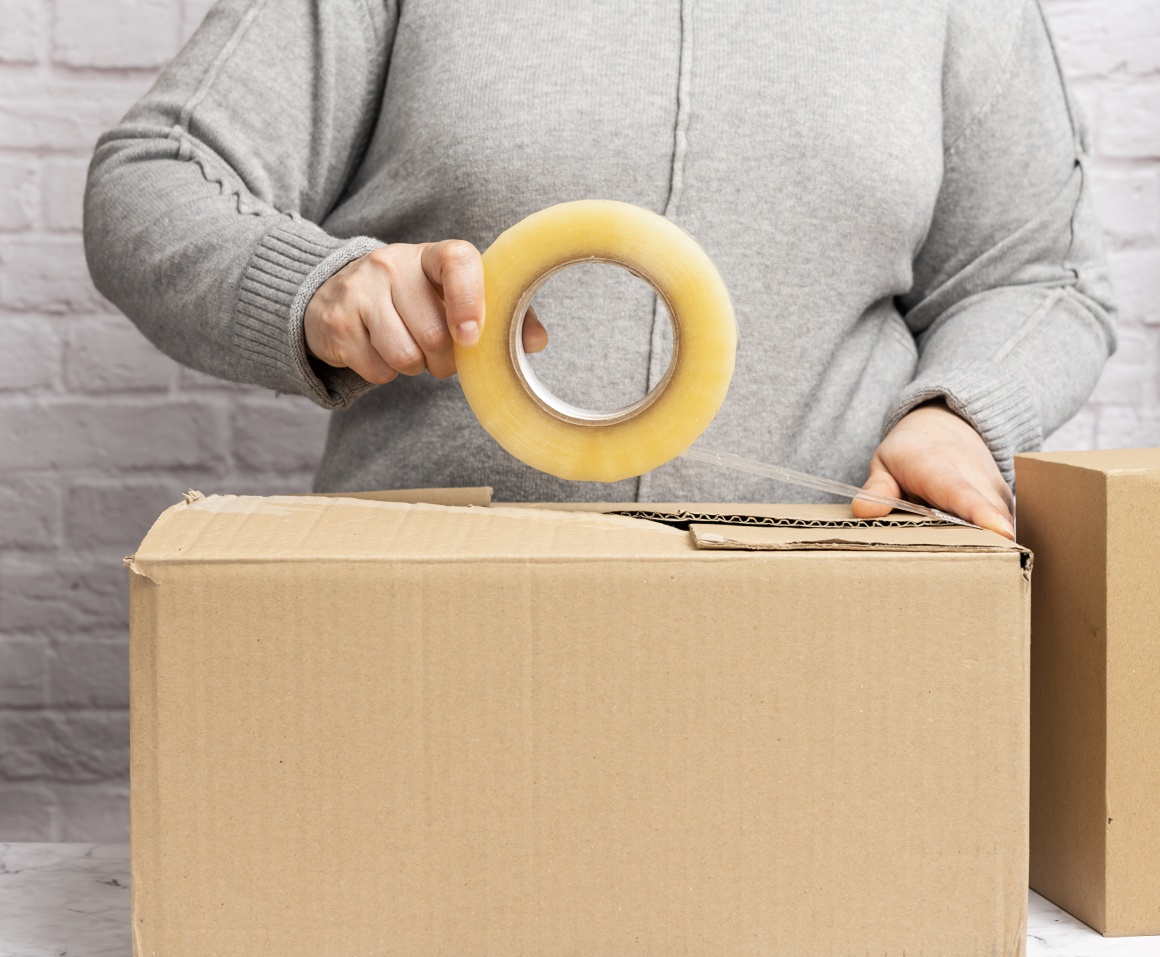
[454,200,737,483]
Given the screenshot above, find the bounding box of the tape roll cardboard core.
[454,200,736,483]
[512,260,679,424]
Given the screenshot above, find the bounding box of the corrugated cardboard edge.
[689,522,1030,570]
[128,561,161,957]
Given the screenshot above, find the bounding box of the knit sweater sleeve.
[84,0,395,408]
[884,0,1116,486]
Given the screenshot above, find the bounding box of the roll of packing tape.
[454,200,736,483]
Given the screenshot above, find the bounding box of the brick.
[1044,0,1160,81]
[0,478,61,548]
[0,556,128,635]
[0,639,46,708]
[1106,248,1160,325]
[0,784,57,841]
[182,0,216,43]
[1102,81,1160,159]
[53,0,179,69]
[0,0,41,64]
[0,77,154,152]
[0,316,60,391]
[1088,326,1155,406]
[179,365,262,392]
[218,475,319,497]
[1096,406,1160,449]
[49,639,128,709]
[0,235,111,314]
[42,156,89,232]
[1091,168,1160,247]
[0,398,229,471]
[1154,327,1160,405]
[64,478,188,551]
[0,709,128,783]
[55,783,129,842]
[0,158,38,231]
[232,396,330,472]
[64,315,176,393]
[1041,405,1098,454]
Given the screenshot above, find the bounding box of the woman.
[83,0,1116,538]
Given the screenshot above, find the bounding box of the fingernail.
[455,321,479,347]
[984,516,1015,539]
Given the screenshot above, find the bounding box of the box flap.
[130,493,692,570]
[130,496,1026,574]
[1017,448,1160,475]
[301,487,493,507]
[683,505,1023,553]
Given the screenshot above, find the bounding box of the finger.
[851,458,902,519]
[521,305,548,354]
[361,296,427,377]
[330,318,399,385]
[918,466,1015,540]
[391,273,456,379]
[420,240,485,347]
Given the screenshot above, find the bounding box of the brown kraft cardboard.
[128,493,1031,955]
[1017,448,1160,937]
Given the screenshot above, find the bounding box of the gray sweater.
[84,0,1115,503]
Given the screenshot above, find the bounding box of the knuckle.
[366,245,395,267]
[416,323,451,353]
[366,246,403,280]
[438,239,478,271]
[391,345,425,375]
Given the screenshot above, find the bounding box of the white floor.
[0,843,1156,955]
[1028,889,1159,955]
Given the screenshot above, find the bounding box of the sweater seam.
[991,288,1063,364]
[1035,0,1085,283]
[638,0,693,503]
[177,0,268,134]
[904,159,1086,334]
[327,0,395,224]
[943,0,1028,161]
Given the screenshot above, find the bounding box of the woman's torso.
[315,0,946,502]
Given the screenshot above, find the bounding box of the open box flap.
[689,517,1022,552]
[514,501,1024,552]
[129,492,1024,573]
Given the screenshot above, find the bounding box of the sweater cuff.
[883,362,1043,488]
[234,218,385,409]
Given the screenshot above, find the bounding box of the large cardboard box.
[128,491,1031,956]
[1016,448,1160,937]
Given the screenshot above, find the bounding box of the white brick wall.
[0,0,329,842]
[0,0,1157,842]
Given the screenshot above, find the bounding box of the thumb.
[851,457,903,519]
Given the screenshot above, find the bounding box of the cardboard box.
[128,491,1031,956]
[1016,448,1160,937]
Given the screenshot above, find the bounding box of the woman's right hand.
[304,239,548,384]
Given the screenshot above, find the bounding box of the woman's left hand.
[851,400,1016,539]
